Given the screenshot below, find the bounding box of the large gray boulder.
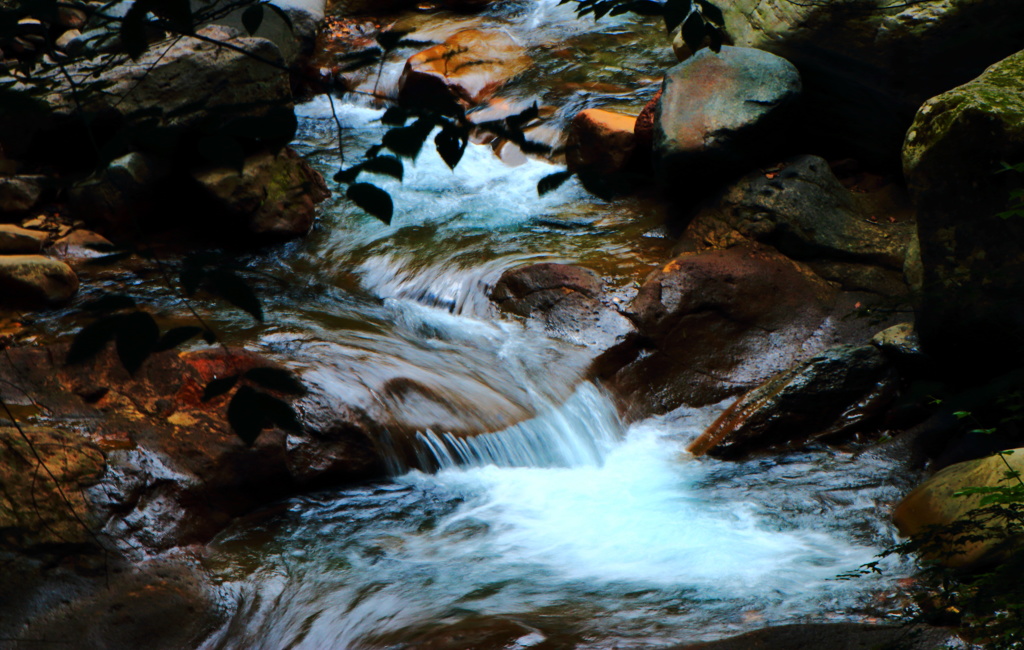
[653,46,801,184]
[903,50,1024,375]
[711,0,1024,166]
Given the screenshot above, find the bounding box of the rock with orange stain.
[653,46,800,184]
[565,108,637,176]
[590,245,863,419]
[687,344,896,458]
[894,449,1024,568]
[397,29,529,113]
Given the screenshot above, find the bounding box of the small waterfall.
[414,382,623,470]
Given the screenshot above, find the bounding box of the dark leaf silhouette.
[155,326,204,352]
[245,367,306,395]
[664,0,692,34]
[202,328,218,344]
[382,119,433,159]
[180,265,206,296]
[697,0,724,26]
[67,315,124,365]
[708,25,723,52]
[682,9,706,53]
[620,0,663,16]
[538,170,573,196]
[506,103,539,131]
[266,3,294,31]
[435,125,467,170]
[376,29,410,52]
[362,155,404,181]
[334,163,364,184]
[260,394,302,432]
[150,0,194,35]
[348,183,393,225]
[120,0,150,59]
[381,107,411,126]
[203,374,239,401]
[227,385,267,445]
[115,311,160,374]
[241,3,264,35]
[206,269,264,322]
[81,293,136,312]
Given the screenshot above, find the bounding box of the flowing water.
[113,1,915,646]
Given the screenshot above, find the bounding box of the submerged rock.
[713,0,1024,166]
[491,262,635,352]
[398,29,530,114]
[591,246,850,418]
[653,46,801,184]
[894,448,1024,568]
[688,344,897,457]
[0,255,78,307]
[903,50,1024,377]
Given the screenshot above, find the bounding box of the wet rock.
[0,426,105,550]
[67,152,166,235]
[591,246,855,419]
[55,28,82,53]
[0,175,44,213]
[0,345,355,550]
[688,344,897,457]
[0,224,48,253]
[714,0,1024,167]
[894,448,1024,568]
[48,229,115,260]
[399,616,546,650]
[872,322,925,364]
[653,46,800,184]
[684,156,914,267]
[191,146,330,239]
[0,255,78,307]
[491,262,635,351]
[670,622,958,650]
[398,29,530,113]
[565,108,637,177]
[903,50,1024,377]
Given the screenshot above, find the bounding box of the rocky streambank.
[2,0,1024,646]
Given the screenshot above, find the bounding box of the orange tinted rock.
[565,108,637,176]
[398,29,529,113]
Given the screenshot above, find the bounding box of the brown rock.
[0,175,44,213]
[398,29,530,113]
[565,109,637,176]
[191,146,330,239]
[0,255,79,307]
[633,89,661,161]
[670,622,957,650]
[48,229,115,259]
[0,224,48,253]
[591,246,845,418]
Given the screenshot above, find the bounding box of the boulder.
[653,46,801,184]
[0,175,44,214]
[680,155,916,294]
[591,246,853,418]
[670,622,958,650]
[565,109,637,177]
[894,448,1024,568]
[0,224,48,253]
[688,344,897,457]
[68,152,166,235]
[398,29,530,114]
[712,0,1024,167]
[0,255,79,307]
[872,322,926,364]
[491,262,635,351]
[903,51,1024,376]
[0,426,105,550]
[48,229,115,260]
[191,146,330,239]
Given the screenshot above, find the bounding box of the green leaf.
[81,293,136,312]
[203,374,239,401]
[434,125,467,170]
[206,268,264,323]
[260,393,302,432]
[241,3,264,35]
[361,155,404,181]
[347,183,393,225]
[66,315,124,365]
[115,310,160,374]
[155,326,204,351]
[245,367,306,395]
[538,170,573,196]
[228,385,268,445]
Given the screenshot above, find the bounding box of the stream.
[169,1,914,646]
